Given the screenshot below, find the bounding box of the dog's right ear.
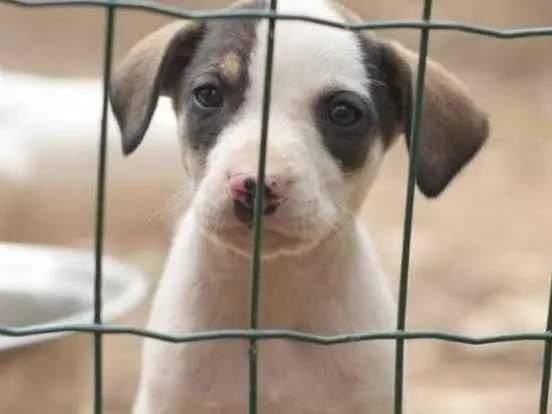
[376,40,489,198]
[110,21,204,155]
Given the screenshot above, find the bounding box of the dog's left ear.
[378,40,489,197]
[110,21,204,156]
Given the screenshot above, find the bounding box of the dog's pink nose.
[228,174,286,223]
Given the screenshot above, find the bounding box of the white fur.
[135,214,395,414]
[0,70,183,247]
[133,1,397,413]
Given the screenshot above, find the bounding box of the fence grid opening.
[1,1,552,414]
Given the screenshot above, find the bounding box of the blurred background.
[0,0,551,413]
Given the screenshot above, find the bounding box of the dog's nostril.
[243,177,257,194]
[228,174,286,223]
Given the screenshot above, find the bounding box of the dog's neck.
[164,210,392,334]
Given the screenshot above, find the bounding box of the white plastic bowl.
[0,242,148,351]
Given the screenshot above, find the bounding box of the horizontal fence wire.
[3,0,552,38]
[3,324,552,344]
[1,0,551,414]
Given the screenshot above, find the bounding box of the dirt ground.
[1,1,551,413]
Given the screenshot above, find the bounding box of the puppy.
[110,0,489,412]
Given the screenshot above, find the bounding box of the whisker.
[145,186,194,228]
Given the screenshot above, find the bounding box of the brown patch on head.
[218,52,242,84]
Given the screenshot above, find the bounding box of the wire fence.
[1,0,551,413]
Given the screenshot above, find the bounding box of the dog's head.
[110,0,489,257]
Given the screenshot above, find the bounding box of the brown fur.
[380,40,489,196]
[110,21,204,155]
[218,52,243,84]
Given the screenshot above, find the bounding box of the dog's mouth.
[233,201,281,227]
[193,190,341,257]
[197,208,340,259]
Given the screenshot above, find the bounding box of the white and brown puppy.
[110,0,489,412]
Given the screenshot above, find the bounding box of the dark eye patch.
[313,31,405,173]
[314,89,377,172]
[173,7,261,158]
[354,32,404,148]
[180,71,241,153]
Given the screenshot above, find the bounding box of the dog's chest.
[140,220,395,413]
[148,338,392,414]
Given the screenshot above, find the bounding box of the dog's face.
[110,0,489,257]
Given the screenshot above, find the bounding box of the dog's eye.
[193,84,224,109]
[328,99,362,127]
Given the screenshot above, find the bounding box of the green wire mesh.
[1,1,552,413]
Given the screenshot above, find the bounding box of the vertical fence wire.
[394,0,433,412]
[93,1,116,412]
[248,1,279,413]
[538,276,552,414]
